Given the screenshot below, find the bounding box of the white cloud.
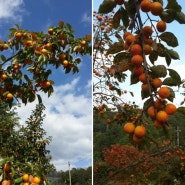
[81,12,91,25]
[17,78,92,171]
[0,0,25,23]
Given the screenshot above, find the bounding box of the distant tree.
[1,103,54,184]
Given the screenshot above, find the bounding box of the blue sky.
[0,0,92,171]
[94,0,185,107]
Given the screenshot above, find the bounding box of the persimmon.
[123,122,135,134]
[156,20,167,32]
[144,44,152,55]
[131,54,143,66]
[22,174,29,182]
[141,83,149,92]
[155,98,165,110]
[63,60,69,67]
[6,93,13,100]
[3,163,10,171]
[130,44,142,55]
[151,78,162,89]
[97,15,102,21]
[147,106,156,119]
[165,103,177,115]
[139,73,147,83]
[59,53,66,60]
[134,125,146,138]
[48,27,53,35]
[33,176,41,184]
[133,134,143,143]
[1,73,7,80]
[41,48,48,55]
[151,2,163,16]
[15,32,22,39]
[156,110,169,122]
[154,120,163,129]
[125,34,136,45]
[142,26,153,37]
[123,31,132,40]
[133,66,144,75]
[140,0,152,13]
[144,37,153,45]
[158,86,170,99]
[2,180,10,185]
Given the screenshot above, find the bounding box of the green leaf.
[141,89,150,100]
[177,107,185,115]
[37,94,42,104]
[150,65,167,78]
[113,52,131,64]
[166,0,182,12]
[130,73,139,85]
[149,50,158,64]
[0,55,6,62]
[14,177,22,184]
[167,49,180,59]
[112,9,121,29]
[175,11,185,24]
[167,87,175,102]
[159,32,178,47]
[160,10,175,23]
[168,68,182,85]
[164,51,171,66]
[98,0,116,14]
[120,7,129,28]
[163,77,178,86]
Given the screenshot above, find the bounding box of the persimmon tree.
[0,20,91,185]
[0,20,91,107]
[93,0,185,143]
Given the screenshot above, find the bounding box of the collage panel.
[93,0,185,185]
[0,0,92,185]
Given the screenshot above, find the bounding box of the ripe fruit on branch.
[3,163,11,171]
[154,120,163,129]
[156,110,168,122]
[22,174,29,182]
[142,26,153,37]
[151,78,162,89]
[131,55,143,66]
[139,73,147,83]
[158,86,170,99]
[48,27,53,35]
[123,122,135,134]
[133,134,143,143]
[151,2,163,16]
[125,34,136,45]
[2,180,10,185]
[156,20,167,32]
[62,60,69,67]
[140,0,152,13]
[6,93,13,100]
[33,176,41,184]
[1,73,8,80]
[147,106,156,119]
[133,66,144,76]
[130,44,142,55]
[41,48,48,55]
[144,44,152,55]
[165,103,177,115]
[134,125,146,138]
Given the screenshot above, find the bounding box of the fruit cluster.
[123,123,146,143]
[1,162,42,185]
